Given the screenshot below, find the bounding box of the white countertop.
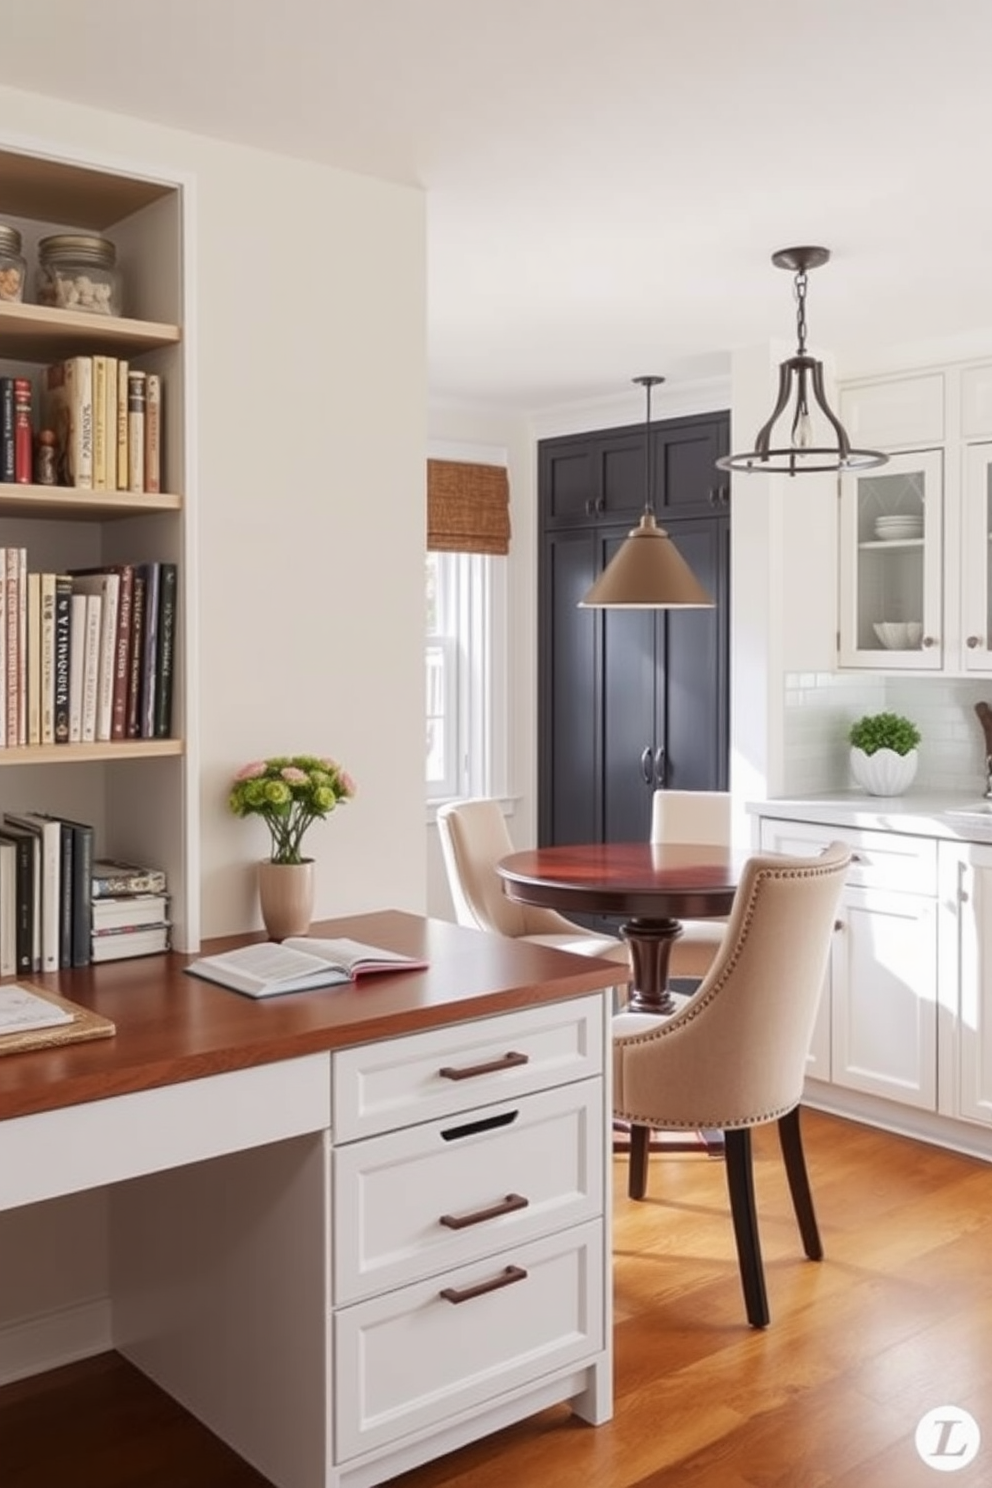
[747,791,992,842]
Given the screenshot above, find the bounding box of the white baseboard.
[0,1296,111,1386]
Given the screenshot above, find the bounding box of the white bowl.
[873,621,924,650]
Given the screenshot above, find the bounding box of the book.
[5,811,62,972]
[92,353,107,491]
[70,570,119,741]
[67,591,86,742]
[39,571,56,745]
[184,936,429,999]
[91,892,169,932]
[91,857,167,898]
[138,560,159,738]
[127,369,145,493]
[0,376,14,483]
[0,985,74,1036]
[26,569,40,746]
[0,824,37,973]
[126,567,146,737]
[13,378,32,484]
[154,561,177,737]
[79,591,102,743]
[105,356,118,491]
[0,984,114,1054]
[5,546,19,747]
[91,922,170,963]
[145,371,161,493]
[0,547,6,747]
[44,356,93,489]
[16,544,25,745]
[53,573,72,744]
[116,355,129,490]
[0,837,16,976]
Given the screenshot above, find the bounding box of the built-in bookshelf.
[0,146,194,951]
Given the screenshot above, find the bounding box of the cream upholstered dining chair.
[436,798,632,971]
[613,841,851,1328]
[650,788,732,980]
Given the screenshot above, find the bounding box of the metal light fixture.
[716,246,888,476]
[580,376,714,609]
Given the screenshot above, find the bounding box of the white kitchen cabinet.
[837,449,944,671]
[840,373,945,451]
[757,816,938,1110]
[938,840,992,1127]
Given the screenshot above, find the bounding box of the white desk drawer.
[333,1078,603,1303]
[332,995,604,1142]
[333,1219,604,1461]
[758,818,938,895]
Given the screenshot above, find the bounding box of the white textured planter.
[850,746,919,797]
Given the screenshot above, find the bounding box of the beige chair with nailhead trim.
[613,841,851,1328]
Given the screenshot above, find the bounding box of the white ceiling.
[2,0,991,415]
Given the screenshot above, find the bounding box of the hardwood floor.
[4,1108,992,1487]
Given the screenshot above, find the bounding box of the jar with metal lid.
[37,232,122,316]
[0,224,26,304]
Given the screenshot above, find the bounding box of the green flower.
[229,753,356,864]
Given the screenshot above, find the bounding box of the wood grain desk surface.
[0,910,619,1121]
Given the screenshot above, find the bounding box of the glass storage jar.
[0,224,26,303]
[36,233,122,316]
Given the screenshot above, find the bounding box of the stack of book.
[91,858,170,963]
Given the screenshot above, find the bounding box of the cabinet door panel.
[653,418,729,516]
[832,886,937,1110]
[947,843,992,1125]
[660,516,729,791]
[540,530,600,844]
[961,442,992,672]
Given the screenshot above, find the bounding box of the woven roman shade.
[427,460,511,555]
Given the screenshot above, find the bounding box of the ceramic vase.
[850,746,919,797]
[257,859,314,940]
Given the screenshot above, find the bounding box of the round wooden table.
[497,841,743,1015]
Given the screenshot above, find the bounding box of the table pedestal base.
[621,918,683,1016]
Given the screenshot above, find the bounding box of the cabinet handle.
[440,1264,528,1304]
[441,1110,518,1142]
[921,635,937,648]
[439,1051,529,1081]
[653,746,666,788]
[641,746,653,785]
[439,1193,530,1230]
[967,635,983,649]
[834,919,844,932]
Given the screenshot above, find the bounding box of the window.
[426,548,507,804]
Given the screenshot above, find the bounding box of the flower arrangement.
[229,755,356,865]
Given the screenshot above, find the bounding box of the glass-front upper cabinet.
[961,443,992,673]
[838,450,943,671]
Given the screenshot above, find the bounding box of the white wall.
[0,84,427,1364]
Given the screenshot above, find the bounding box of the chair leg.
[777,1106,823,1261]
[723,1127,770,1328]
[628,1124,651,1200]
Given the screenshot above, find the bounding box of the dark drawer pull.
[441,1110,518,1142]
[439,1051,529,1081]
[440,1264,528,1304]
[440,1192,529,1231]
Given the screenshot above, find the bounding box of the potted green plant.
[848,711,921,796]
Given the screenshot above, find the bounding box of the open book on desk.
[183,936,429,999]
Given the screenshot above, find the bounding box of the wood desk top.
[0,911,619,1122]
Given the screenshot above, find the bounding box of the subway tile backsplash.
[783,673,992,797]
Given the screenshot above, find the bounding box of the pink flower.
[235,760,268,781]
[281,767,309,784]
[339,770,357,796]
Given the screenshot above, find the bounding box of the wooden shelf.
[0,302,181,362]
[0,739,183,766]
[0,148,173,231]
[0,485,181,520]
